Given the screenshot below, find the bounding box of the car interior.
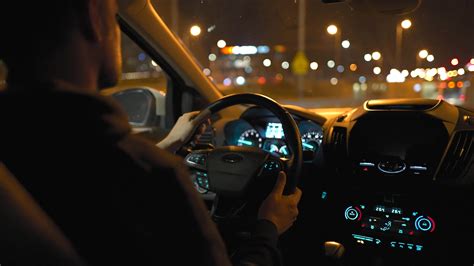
[1,0,473,265]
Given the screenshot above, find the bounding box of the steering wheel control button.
[344,206,362,221]
[263,160,281,172]
[414,216,435,232]
[192,171,209,194]
[185,153,208,170]
[195,172,209,189]
[377,160,406,174]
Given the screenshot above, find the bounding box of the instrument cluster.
[225,118,323,160]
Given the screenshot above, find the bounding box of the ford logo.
[222,153,243,163]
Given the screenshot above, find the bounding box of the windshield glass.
[151,0,474,109]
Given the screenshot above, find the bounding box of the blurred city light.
[257,46,270,54]
[217,40,227,48]
[235,76,246,85]
[458,68,465,75]
[190,25,202,36]
[359,76,367,83]
[402,69,409,77]
[263,59,272,67]
[203,68,211,76]
[281,61,290,69]
[364,54,372,62]
[310,62,319,70]
[468,65,474,72]
[386,68,405,83]
[451,58,459,66]
[151,60,158,67]
[372,51,382,61]
[330,77,338,85]
[223,78,232,86]
[327,25,338,35]
[471,58,474,65]
[350,64,358,71]
[232,46,258,55]
[337,65,345,73]
[341,40,351,49]
[413,83,422,92]
[418,50,428,59]
[373,67,382,75]
[401,19,412,29]
[327,60,336,68]
[427,54,434,62]
[208,53,217,61]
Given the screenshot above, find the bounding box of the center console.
[343,203,436,252]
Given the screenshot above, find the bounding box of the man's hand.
[157,111,209,153]
[258,171,302,235]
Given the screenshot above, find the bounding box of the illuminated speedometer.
[238,129,263,148]
[302,131,323,152]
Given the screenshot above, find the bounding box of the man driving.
[0,0,301,265]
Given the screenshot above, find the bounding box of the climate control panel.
[344,204,436,252]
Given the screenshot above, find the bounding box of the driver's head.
[0,0,121,90]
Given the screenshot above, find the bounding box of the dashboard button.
[377,161,406,174]
[415,216,435,232]
[344,206,362,221]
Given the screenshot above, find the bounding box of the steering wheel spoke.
[184,149,210,171]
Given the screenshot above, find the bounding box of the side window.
[102,33,170,142]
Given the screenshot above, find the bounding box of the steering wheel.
[184,93,303,219]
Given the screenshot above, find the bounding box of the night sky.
[153,0,474,70]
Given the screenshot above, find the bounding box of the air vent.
[365,99,440,111]
[437,131,474,180]
[331,127,347,157]
[195,127,215,146]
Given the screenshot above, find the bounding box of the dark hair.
[0,1,87,67]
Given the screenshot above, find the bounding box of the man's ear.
[79,0,103,43]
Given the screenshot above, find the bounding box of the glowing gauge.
[302,131,323,152]
[238,129,263,148]
[279,145,289,157]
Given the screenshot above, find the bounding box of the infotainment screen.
[265,122,284,139]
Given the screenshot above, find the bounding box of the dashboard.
[312,99,474,265]
[224,107,323,161]
[190,99,474,265]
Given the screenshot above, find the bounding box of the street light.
[396,19,411,67]
[372,51,382,61]
[327,25,338,35]
[427,54,434,62]
[190,25,202,36]
[217,40,227,48]
[327,25,341,63]
[418,50,428,59]
[401,19,412,29]
[341,40,350,49]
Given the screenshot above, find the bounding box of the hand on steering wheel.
[259,171,302,235]
[184,93,303,224]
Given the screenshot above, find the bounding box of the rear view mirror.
[322,0,422,15]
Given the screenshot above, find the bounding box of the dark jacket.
[0,88,279,265]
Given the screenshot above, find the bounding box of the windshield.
[151,0,474,109]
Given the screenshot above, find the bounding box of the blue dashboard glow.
[238,139,253,146]
[302,142,314,149]
[265,122,284,139]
